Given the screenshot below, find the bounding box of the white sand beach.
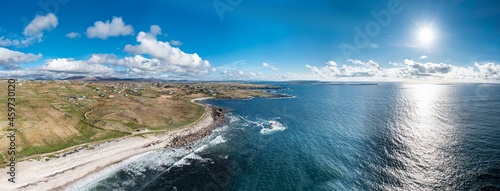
[0,98,217,191]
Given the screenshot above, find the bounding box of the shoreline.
[0,98,226,191]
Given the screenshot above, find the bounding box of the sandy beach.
[0,98,222,191]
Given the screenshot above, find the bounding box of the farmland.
[0,80,282,165]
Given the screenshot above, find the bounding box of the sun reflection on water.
[388,84,459,190]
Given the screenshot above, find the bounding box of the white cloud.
[42,58,113,74]
[305,59,500,81]
[347,59,364,65]
[86,17,134,39]
[170,40,183,46]
[249,72,257,77]
[322,59,382,77]
[28,25,213,78]
[389,62,401,66]
[68,52,211,76]
[420,55,428,59]
[4,57,499,81]
[0,14,58,47]
[217,69,263,79]
[66,32,81,39]
[124,28,211,75]
[475,62,500,79]
[0,47,42,69]
[445,65,478,80]
[0,37,10,46]
[23,13,58,37]
[346,59,381,70]
[105,55,198,74]
[150,25,162,36]
[0,69,74,79]
[0,13,59,47]
[305,64,325,77]
[262,62,279,71]
[404,59,452,75]
[0,37,16,47]
[326,60,337,66]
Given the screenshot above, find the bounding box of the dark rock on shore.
[170,106,229,148]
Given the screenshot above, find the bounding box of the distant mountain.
[64,76,99,81]
[62,76,160,82]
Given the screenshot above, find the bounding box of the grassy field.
[0,80,278,165]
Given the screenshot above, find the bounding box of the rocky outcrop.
[170,107,228,147]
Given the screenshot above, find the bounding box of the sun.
[418,27,435,46]
[415,23,439,49]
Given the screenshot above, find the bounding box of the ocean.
[81,82,500,190]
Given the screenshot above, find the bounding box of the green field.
[0,80,276,165]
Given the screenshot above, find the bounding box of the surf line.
[6,79,17,183]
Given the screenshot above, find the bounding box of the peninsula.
[0,79,284,190]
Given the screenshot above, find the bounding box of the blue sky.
[0,0,499,81]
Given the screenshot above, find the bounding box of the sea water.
[83,82,500,190]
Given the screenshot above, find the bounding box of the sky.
[0,0,499,81]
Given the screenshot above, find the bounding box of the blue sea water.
[83,83,500,191]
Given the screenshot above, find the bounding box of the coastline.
[0,98,225,191]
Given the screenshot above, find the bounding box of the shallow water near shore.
[82,83,500,190]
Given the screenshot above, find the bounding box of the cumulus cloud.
[305,64,325,77]
[420,55,428,59]
[0,13,58,47]
[91,54,198,74]
[150,25,162,36]
[0,69,75,79]
[249,72,258,77]
[305,59,500,81]
[86,17,134,39]
[0,37,17,47]
[308,59,382,77]
[0,47,42,69]
[66,32,81,38]
[43,51,212,77]
[347,59,381,70]
[306,60,392,78]
[445,65,478,80]
[389,62,401,67]
[403,59,452,75]
[124,27,212,75]
[326,60,337,66]
[23,13,58,37]
[218,69,262,79]
[28,25,213,78]
[475,62,500,79]
[170,40,183,46]
[262,62,279,71]
[42,58,113,74]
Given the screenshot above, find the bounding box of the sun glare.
[418,27,436,46]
